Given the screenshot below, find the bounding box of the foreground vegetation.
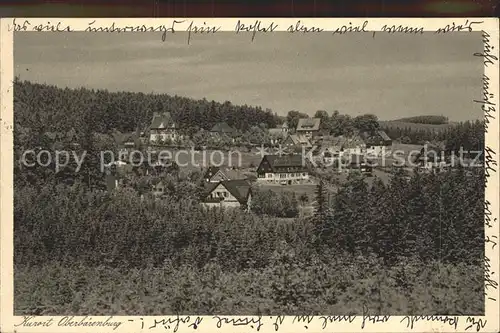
[16,257,482,315]
[14,168,485,315]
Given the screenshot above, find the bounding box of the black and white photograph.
[6,21,495,324]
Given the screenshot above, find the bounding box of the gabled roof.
[204,166,248,181]
[122,132,141,146]
[286,134,311,146]
[67,127,78,141]
[378,130,391,142]
[210,122,235,134]
[320,135,365,150]
[296,118,321,131]
[204,166,220,179]
[361,130,392,146]
[259,154,307,172]
[204,179,251,204]
[151,112,176,129]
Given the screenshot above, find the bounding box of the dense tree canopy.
[14,78,280,135]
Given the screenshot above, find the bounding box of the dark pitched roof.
[151,112,176,129]
[377,130,391,142]
[204,166,221,179]
[123,132,141,146]
[262,154,306,170]
[204,179,251,204]
[210,122,235,134]
[296,118,321,131]
[285,134,311,146]
[204,166,248,181]
[361,130,392,146]
[320,135,365,150]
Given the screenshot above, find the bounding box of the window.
[224,192,228,198]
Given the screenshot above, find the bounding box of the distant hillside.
[13,79,280,135]
[391,115,449,125]
[379,120,453,132]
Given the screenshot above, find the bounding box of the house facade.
[318,135,366,158]
[149,112,181,144]
[256,154,310,185]
[201,180,252,210]
[344,154,374,174]
[415,144,448,172]
[296,118,321,140]
[151,180,167,198]
[268,122,289,144]
[362,130,393,157]
[118,132,142,161]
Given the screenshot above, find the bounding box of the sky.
[14,31,484,121]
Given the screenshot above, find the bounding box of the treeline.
[13,79,279,134]
[382,119,485,150]
[393,115,449,125]
[314,167,485,265]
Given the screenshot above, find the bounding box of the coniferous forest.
[13,80,486,315]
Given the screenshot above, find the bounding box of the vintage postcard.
[0,17,499,333]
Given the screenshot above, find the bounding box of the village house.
[201,179,252,211]
[151,179,167,198]
[296,118,321,141]
[210,122,236,136]
[414,143,449,172]
[43,131,66,150]
[283,133,312,149]
[209,122,237,144]
[318,135,366,159]
[361,130,393,157]
[344,154,374,174]
[204,166,249,183]
[268,122,289,144]
[256,154,311,185]
[149,112,181,144]
[118,131,142,161]
[65,127,80,149]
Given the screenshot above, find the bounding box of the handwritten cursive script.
[400,315,459,330]
[235,20,278,42]
[213,316,264,331]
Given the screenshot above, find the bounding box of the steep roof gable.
[210,122,235,133]
[361,130,392,146]
[204,179,251,204]
[151,112,175,129]
[287,134,311,146]
[296,118,321,131]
